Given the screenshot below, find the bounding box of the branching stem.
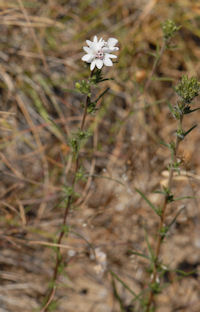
[146,116,183,311]
[41,72,93,312]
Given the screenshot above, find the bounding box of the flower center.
[95,50,104,60]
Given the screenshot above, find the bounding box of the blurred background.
[0,0,200,311]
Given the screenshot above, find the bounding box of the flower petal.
[111,46,119,51]
[102,47,111,53]
[96,59,104,69]
[82,54,93,63]
[86,40,92,47]
[83,46,92,53]
[106,53,117,59]
[107,37,118,47]
[90,60,96,70]
[102,46,119,53]
[93,36,98,43]
[104,56,113,66]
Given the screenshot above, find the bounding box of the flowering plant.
[43,35,119,311]
[82,35,119,70]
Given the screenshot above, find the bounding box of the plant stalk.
[145,116,183,311]
[41,79,92,312]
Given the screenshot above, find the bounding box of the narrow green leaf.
[183,124,197,138]
[71,230,94,251]
[173,196,195,201]
[135,188,160,216]
[111,277,125,312]
[100,77,114,82]
[176,269,197,277]
[184,107,200,114]
[167,206,185,230]
[147,52,157,58]
[95,87,110,103]
[110,271,138,299]
[159,140,170,148]
[153,190,165,195]
[128,250,149,260]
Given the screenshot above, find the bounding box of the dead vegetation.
[0,0,200,311]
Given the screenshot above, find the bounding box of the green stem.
[41,72,93,312]
[144,42,166,92]
[145,115,183,312]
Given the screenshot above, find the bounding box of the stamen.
[95,50,104,60]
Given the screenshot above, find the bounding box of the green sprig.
[162,19,180,41]
[175,75,200,104]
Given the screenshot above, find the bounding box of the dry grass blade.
[17,0,48,71]
[16,94,50,218]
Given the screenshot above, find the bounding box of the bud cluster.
[175,75,200,104]
[162,19,180,41]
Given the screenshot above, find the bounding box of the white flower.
[82,35,119,71]
[103,37,119,52]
